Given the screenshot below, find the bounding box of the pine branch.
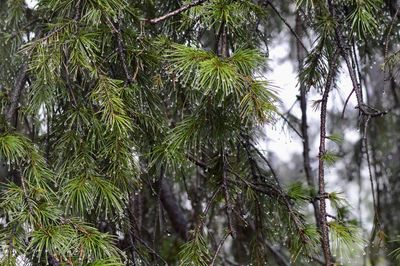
[147,0,208,24]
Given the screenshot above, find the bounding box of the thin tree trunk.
[318,53,338,266]
[296,12,320,227]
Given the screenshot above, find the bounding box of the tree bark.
[159,178,188,240]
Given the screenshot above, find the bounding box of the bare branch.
[278,112,303,139]
[264,0,309,54]
[147,0,207,24]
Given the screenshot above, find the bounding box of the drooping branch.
[147,0,207,24]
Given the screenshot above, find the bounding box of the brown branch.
[147,0,207,24]
[317,51,338,266]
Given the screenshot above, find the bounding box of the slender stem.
[317,52,338,266]
[106,16,133,84]
[221,150,235,238]
[265,0,309,54]
[209,230,231,266]
[278,112,303,139]
[147,0,207,24]
[296,12,320,227]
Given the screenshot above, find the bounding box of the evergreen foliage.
[1,0,400,265]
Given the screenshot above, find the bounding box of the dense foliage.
[1,0,400,265]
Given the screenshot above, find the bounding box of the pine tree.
[1,0,400,265]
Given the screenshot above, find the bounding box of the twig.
[20,173,34,215]
[147,0,207,24]
[240,135,281,187]
[187,153,208,169]
[106,16,133,84]
[135,236,168,265]
[203,186,221,216]
[209,230,231,266]
[362,116,380,233]
[278,112,303,139]
[73,0,82,20]
[221,150,235,238]
[264,0,309,54]
[341,89,355,119]
[383,7,400,99]
[384,7,400,74]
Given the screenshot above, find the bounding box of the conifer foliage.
[1,0,400,265]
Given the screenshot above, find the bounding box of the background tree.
[1,0,400,265]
